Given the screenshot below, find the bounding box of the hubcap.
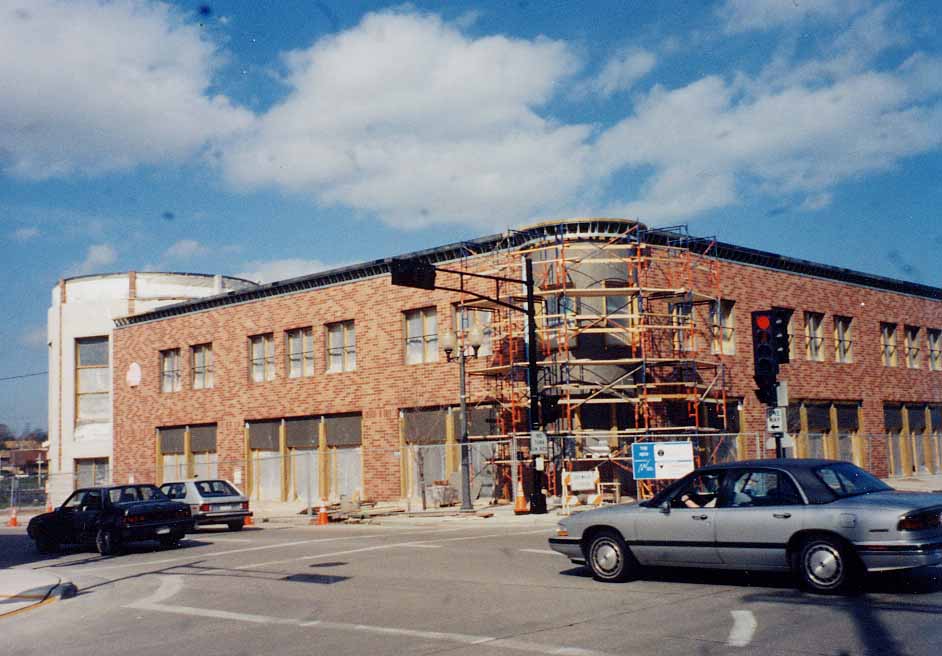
[595,541,620,573]
[805,544,842,586]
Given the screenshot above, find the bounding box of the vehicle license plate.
[156,527,171,535]
[216,504,239,511]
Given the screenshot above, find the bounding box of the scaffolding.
[461,221,732,501]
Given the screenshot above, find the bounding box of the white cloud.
[0,0,252,179]
[596,5,942,223]
[801,193,833,211]
[719,0,867,33]
[588,49,656,97]
[221,10,591,229]
[163,239,209,260]
[236,258,338,283]
[18,325,47,350]
[68,243,117,276]
[11,226,39,241]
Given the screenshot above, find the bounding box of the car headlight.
[556,523,569,537]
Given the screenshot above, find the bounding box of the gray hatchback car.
[160,479,252,531]
[549,459,942,593]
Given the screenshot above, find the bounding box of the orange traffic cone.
[244,513,254,527]
[45,501,53,513]
[6,507,19,527]
[317,499,329,526]
[513,479,529,515]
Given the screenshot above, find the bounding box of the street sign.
[631,441,695,480]
[766,407,785,433]
[567,470,598,491]
[766,434,796,449]
[530,430,548,456]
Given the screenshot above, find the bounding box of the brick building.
[111,219,942,502]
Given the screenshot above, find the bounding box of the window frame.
[881,322,898,367]
[160,348,182,393]
[929,329,942,372]
[834,316,853,364]
[190,343,213,389]
[670,302,695,352]
[710,299,736,355]
[248,333,276,383]
[75,336,110,424]
[285,327,314,378]
[804,311,825,362]
[904,325,921,369]
[326,320,356,373]
[404,307,439,365]
[723,469,805,508]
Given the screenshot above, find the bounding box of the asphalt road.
[3,521,942,656]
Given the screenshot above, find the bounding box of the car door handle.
[691,514,709,520]
[773,513,792,519]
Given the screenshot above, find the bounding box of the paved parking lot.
[3,521,942,656]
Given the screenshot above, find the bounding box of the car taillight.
[241,501,249,511]
[898,511,942,531]
[199,503,210,512]
[126,514,145,524]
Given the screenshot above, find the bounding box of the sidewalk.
[885,474,942,493]
[0,570,76,617]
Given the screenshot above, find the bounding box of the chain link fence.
[7,432,941,518]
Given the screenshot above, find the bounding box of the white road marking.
[727,609,757,647]
[127,576,611,656]
[190,537,253,543]
[43,526,474,574]
[236,529,549,570]
[519,549,560,555]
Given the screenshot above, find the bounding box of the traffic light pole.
[525,258,547,514]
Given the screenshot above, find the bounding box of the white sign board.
[766,407,785,433]
[765,434,796,449]
[654,442,695,480]
[530,431,548,456]
[568,470,598,492]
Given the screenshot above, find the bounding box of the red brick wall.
[113,244,942,496]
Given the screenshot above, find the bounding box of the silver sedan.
[549,459,942,593]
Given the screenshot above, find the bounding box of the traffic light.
[770,309,790,364]
[390,258,436,290]
[751,310,779,379]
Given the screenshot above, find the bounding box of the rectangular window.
[405,307,439,364]
[805,312,825,362]
[710,299,735,355]
[881,323,898,367]
[249,334,275,382]
[929,329,942,372]
[834,316,853,363]
[160,348,181,393]
[670,302,694,351]
[191,343,213,389]
[326,321,356,372]
[75,336,110,423]
[905,325,921,369]
[286,327,314,378]
[74,457,110,487]
[454,307,493,356]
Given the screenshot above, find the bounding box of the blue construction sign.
[631,442,657,479]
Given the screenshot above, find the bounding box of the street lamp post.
[441,317,484,512]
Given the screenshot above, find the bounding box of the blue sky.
[1,0,941,432]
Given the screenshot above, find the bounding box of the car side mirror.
[659,501,671,515]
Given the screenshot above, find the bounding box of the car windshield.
[813,463,892,498]
[108,485,169,504]
[195,480,240,497]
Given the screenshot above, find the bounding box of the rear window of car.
[108,485,169,504]
[813,463,891,498]
[195,480,240,497]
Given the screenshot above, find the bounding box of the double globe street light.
[440,319,485,512]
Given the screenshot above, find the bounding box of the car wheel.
[797,535,859,594]
[159,534,182,549]
[35,533,59,555]
[96,529,120,556]
[587,529,636,583]
[227,520,244,532]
